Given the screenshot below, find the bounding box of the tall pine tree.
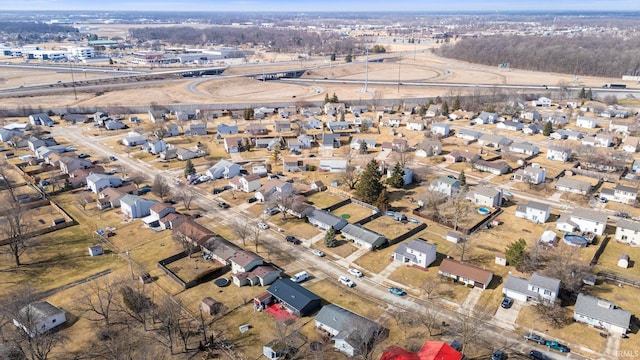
[374,187,390,212]
[452,96,461,111]
[184,159,195,178]
[543,121,553,136]
[387,162,405,188]
[355,160,384,205]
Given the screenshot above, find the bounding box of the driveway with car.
[493,298,523,329]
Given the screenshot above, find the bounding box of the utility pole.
[364,47,369,93]
[397,55,402,93]
[126,248,135,280]
[69,59,78,100]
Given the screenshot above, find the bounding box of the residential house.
[86,173,123,194]
[69,166,104,187]
[531,97,552,107]
[283,156,307,172]
[473,160,510,175]
[555,177,591,195]
[446,231,463,244]
[246,124,268,136]
[415,139,442,157]
[173,219,216,247]
[438,258,494,289]
[321,133,341,149]
[473,111,498,124]
[142,139,167,155]
[61,113,89,124]
[148,110,165,124]
[523,123,544,135]
[393,238,437,268]
[429,176,461,196]
[576,116,598,129]
[350,138,377,150]
[431,123,451,137]
[341,223,388,250]
[515,201,551,223]
[230,251,263,274]
[328,121,351,132]
[508,142,539,156]
[160,148,177,160]
[386,167,413,186]
[58,156,93,174]
[310,181,326,191]
[224,137,244,153]
[104,120,126,130]
[600,184,638,204]
[274,120,291,133]
[28,136,57,152]
[449,110,474,121]
[478,134,512,148]
[29,113,54,127]
[380,341,463,360]
[456,129,483,141]
[233,264,281,287]
[610,120,631,134]
[406,119,425,131]
[546,146,572,162]
[296,134,313,149]
[255,178,293,202]
[522,110,542,121]
[546,115,568,126]
[503,273,560,303]
[574,294,631,335]
[277,108,291,119]
[0,128,22,142]
[97,186,135,210]
[254,107,274,119]
[319,159,347,172]
[122,133,148,147]
[315,304,382,357]
[349,105,368,116]
[582,134,613,147]
[252,165,268,177]
[229,174,261,193]
[186,123,207,136]
[142,202,176,227]
[300,107,323,117]
[286,138,303,151]
[176,148,197,161]
[471,186,503,207]
[425,104,441,118]
[307,209,348,231]
[497,120,523,131]
[265,279,322,317]
[160,124,179,137]
[615,219,640,246]
[622,136,640,153]
[13,302,66,336]
[387,138,409,153]
[206,159,241,179]
[512,165,546,185]
[324,102,345,116]
[556,208,608,235]
[444,150,480,163]
[302,117,323,130]
[217,123,238,135]
[3,122,31,132]
[120,194,157,219]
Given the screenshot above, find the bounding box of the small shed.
[618,254,630,269]
[201,297,222,315]
[446,231,462,244]
[495,253,507,266]
[88,245,104,256]
[52,218,66,226]
[540,230,557,246]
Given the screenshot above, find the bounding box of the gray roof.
[548,145,572,153]
[402,239,436,255]
[556,177,591,192]
[457,129,483,138]
[433,176,460,187]
[315,304,379,336]
[474,185,501,198]
[510,142,538,152]
[321,133,340,146]
[341,223,386,245]
[21,302,64,320]
[527,201,550,212]
[574,293,631,329]
[615,184,638,194]
[571,208,608,224]
[616,218,640,232]
[308,209,348,230]
[266,279,321,316]
[529,273,561,292]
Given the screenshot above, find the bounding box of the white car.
[311,249,325,257]
[258,222,269,230]
[338,276,355,287]
[348,268,363,278]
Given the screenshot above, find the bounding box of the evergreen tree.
[452,96,461,111]
[243,108,254,120]
[359,140,368,154]
[505,238,527,268]
[339,111,345,121]
[345,53,352,63]
[361,122,369,133]
[323,93,330,104]
[374,187,390,212]
[543,121,553,136]
[458,169,466,186]
[243,137,252,152]
[324,226,337,248]
[586,88,593,100]
[578,87,586,99]
[441,101,450,116]
[418,105,427,117]
[184,159,195,178]
[354,160,384,205]
[330,53,336,61]
[271,144,281,164]
[330,93,339,103]
[435,96,442,104]
[387,162,405,188]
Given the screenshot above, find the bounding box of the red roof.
[418,342,463,360]
[380,346,420,360]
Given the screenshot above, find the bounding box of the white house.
[393,238,437,268]
[431,123,451,137]
[556,208,608,235]
[456,129,483,141]
[515,201,551,223]
[429,176,461,196]
[478,134,512,148]
[471,186,502,208]
[555,177,591,195]
[496,120,523,131]
[425,104,441,118]
[574,294,631,335]
[350,138,376,150]
[415,139,442,157]
[315,304,381,357]
[141,139,167,155]
[508,142,539,156]
[474,111,498,124]
[615,219,640,246]
[120,194,157,219]
[621,136,640,153]
[255,178,293,202]
[229,174,261,193]
[122,133,148,147]
[406,119,425,131]
[503,273,560,303]
[341,223,387,250]
[473,160,510,175]
[386,166,413,186]
[206,159,241,179]
[576,116,598,129]
[141,202,176,227]
[86,173,123,194]
[531,97,552,107]
[13,302,66,337]
[512,165,546,184]
[318,159,347,172]
[546,146,572,162]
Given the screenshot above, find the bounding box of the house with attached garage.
[263,279,322,317]
[522,110,541,121]
[416,139,442,157]
[122,133,148,147]
[176,148,197,161]
[512,165,546,185]
[28,136,57,152]
[546,146,572,162]
[230,251,264,274]
[393,238,437,268]
[473,160,510,175]
[96,185,135,210]
[444,150,480,164]
[296,134,313,149]
[429,176,461,197]
[283,156,307,172]
[341,223,388,250]
[470,186,503,208]
[503,273,560,303]
[556,207,608,235]
[229,174,261,193]
[141,202,176,227]
[275,120,291,132]
[86,173,123,194]
[120,194,157,219]
[315,304,383,357]
[350,138,377,150]
[515,200,551,223]
[478,134,512,148]
[148,110,165,124]
[29,113,54,127]
[523,123,544,135]
[58,156,94,174]
[497,120,523,131]
[328,121,351,132]
[324,102,345,116]
[307,209,348,231]
[555,177,591,195]
[456,129,483,141]
[245,124,268,136]
[233,264,281,287]
[574,294,631,335]
[406,119,425,131]
[508,142,539,156]
[609,120,631,134]
[614,219,640,247]
[186,123,207,136]
[426,104,441,118]
[599,185,633,204]
[321,133,341,149]
[301,107,323,117]
[473,111,498,125]
[255,178,293,202]
[319,159,347,172]
[216,123,238,135]
[438,258,493,289]
[431,123,451,137]
[622,136,640,153]
[105,120,126,130]
[13,301,66,337]
[302,117,323,130]
[206,159,241,179]
[581,134,613,147]
[224,137,244,153]
[531,97,552,107]
[142,139,167,155]
[576,116,598,129]
[0,128,22,142]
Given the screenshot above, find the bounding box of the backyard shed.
[88,245,104,257]
[618,254,630,269]
[201,297,222,315]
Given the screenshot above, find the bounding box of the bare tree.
[252,223,263,253]
[76,275,123,326]
[446,191,474,233]
[390,310,417,341]
[232,218,252,247]
[152,174,171,201]
[175,185,195,210]
[266,187,298,221]
[418,304,442,337]
[154,296,181,355]
[351,314,388,360]
[0,160,19,202]
[532,302,571,329]
[450,309,489,355]
[1,194,32,267]
[420,277,442,300]
[340,165,360,190]
[392,144,413,168]
[118,283,154,332]
[172,230,199,259]
[76,192,93,212]
[129,172,146,189]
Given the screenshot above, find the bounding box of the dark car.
[247,197,257,203]
[212,188,224,194]
[545,341,570,353]
[109,155,117,161]
[285,236,301,244]
[491,350,507,360]
[500,297,514,309]
[138,186,152,195]
[529,350,550,360]
[217,201,230,209]
[615,211,630,218]
[523,333,546,345]
[78,153,90,158]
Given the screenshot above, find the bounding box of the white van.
[290,271,309,283]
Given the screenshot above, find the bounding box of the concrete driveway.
[493,300,523,330]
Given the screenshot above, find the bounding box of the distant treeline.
[0,22,77,34]
[435,34,640,78]
[129,26,362,55]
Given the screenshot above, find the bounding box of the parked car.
[615,211,630,218]
[311,249,325,257]
[338,276,355,287]
[40,180,50,186]
[290,271,309,283]
[189,213,201,219]
[109,155,117,161]
[264,208,280,216]
[138,186,152,195]
[388,287,406,296]
[491,350,507,360]
[523,333,546,345]
[348,268,363,278]
[599,197,608,203]
[78,153,90,158]
[247,197,257,203]
[529,350,550,360]
[217,201,230,209]
[258,222,269,230]
[500,297,514,309]
[105,169,117,175]
[212,188,225,194]
[285,236,301,244]
[545,341,570,353]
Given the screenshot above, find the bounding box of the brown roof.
[439,258,493,284]
[244,173,261,181]
[71,166,105,178]
[173,219,215,246]
[229,175,242,187]
[250,265,280,278]
[202,237,242,262]
[202,297,218,307]
[230,250,263,267]
[151,202,174,213]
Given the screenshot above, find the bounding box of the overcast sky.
[3,0,640,12]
